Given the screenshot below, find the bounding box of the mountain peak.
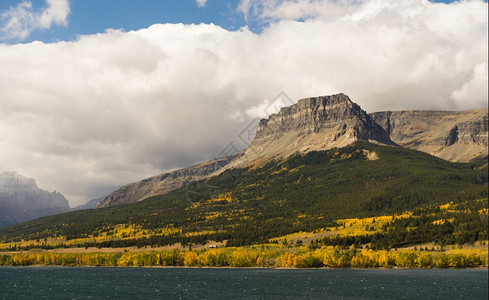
[227,93,392,169]
[255,94,376,139]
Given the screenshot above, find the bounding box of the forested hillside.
[0,142,487,250]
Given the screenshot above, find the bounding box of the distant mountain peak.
[0,171,70,227]
[0,171,38,190]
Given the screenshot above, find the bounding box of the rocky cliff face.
[370,109,488,162]
[256,94,390,142]
[0,172,70,227]
[96,156,233,208]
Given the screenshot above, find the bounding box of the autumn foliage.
[1,247,487,268]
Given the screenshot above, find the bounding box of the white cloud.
[196,0,208,8]
[1,0,70,40]
[0,0,487,206]
[38,0,70,28]
[450,63,489,110]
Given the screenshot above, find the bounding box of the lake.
[1,267,487,299]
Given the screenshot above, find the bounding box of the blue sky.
[0,0,472,43]
[37,0,246,42]
[2,0,243,43]
[0,0,487,205]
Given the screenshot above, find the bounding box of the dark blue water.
[0,267,487,299]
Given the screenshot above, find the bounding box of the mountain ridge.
[96,156,234,208]
[97,94,488,208]
[370,108,488,162]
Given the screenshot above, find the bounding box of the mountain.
[96,156,233,208]
[0,171,70,227]
[370,109,488,162]
[100,94,394,208]
[98,93,487,209]
[0,93,487,249]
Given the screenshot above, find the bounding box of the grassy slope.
[0,141,487,248]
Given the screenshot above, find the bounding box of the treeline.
[1,247,487,268]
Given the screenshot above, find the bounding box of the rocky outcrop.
[96,156,234,208]
[255,94,390,142]
[0,171,70,227]
[370,109,488,162]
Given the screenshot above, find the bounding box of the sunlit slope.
[1,142,487,247]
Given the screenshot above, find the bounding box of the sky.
[0,0,487,206]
